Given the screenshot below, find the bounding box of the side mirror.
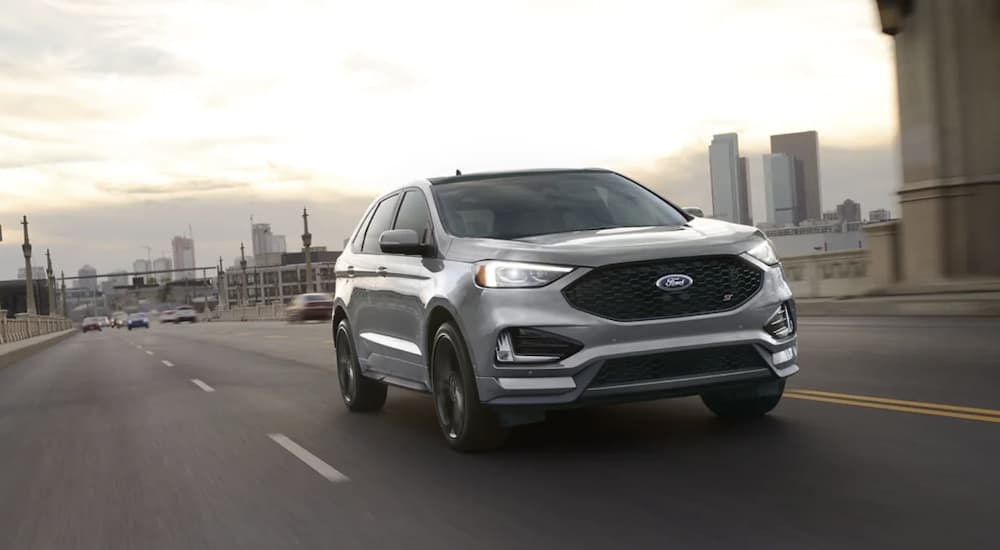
[379,229,429,256]
[682,206,704,217]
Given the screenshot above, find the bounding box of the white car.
[174,305,198,323]
[160,310,177,324]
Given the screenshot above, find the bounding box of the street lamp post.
[302,207,313,293]
[217,257,225,312]
[239,243,248,308]
[60,271,67,318]
[21,216,37,315]
[45,249,56,316]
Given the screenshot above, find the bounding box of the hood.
[443,218,761,266]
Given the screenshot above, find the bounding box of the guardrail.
[214,304,286,322]
[0,310,73,344]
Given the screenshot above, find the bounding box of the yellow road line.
[787,389,1000,417]
[784,392,1000,424]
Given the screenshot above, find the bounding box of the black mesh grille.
[591,345,768,387]
[563,256,763,321]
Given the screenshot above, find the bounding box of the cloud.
[95,180,250,196]
[343,52,417,92]
[68,45,193,77]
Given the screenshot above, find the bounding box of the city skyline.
[0,0,900,273]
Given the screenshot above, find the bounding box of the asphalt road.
[0,317,997,549]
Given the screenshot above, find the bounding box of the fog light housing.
[772,346,797,365]
[765,301,796,339]
[496,328,582,364]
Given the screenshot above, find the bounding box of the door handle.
[376,266,388,276]
[346,266,355,278]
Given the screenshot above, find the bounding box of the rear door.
[369,189,437,387]
[345,193,399,373]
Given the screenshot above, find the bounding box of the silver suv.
[333,169,798,451]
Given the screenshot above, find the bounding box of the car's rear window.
[431,171,687,239]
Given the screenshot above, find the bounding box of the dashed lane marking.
[268,433,349,483]
[190,379,215,392]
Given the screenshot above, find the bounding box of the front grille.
[590,345,768,388]
[562,256,763,321]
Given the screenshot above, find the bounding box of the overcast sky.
[1,0,900,279]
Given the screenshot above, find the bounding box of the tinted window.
[393,190,432,240]
[431,172,688,239]
[361,194,399,253]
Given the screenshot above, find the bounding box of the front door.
[366,189,436,387]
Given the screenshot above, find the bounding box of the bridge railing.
[0,310,73,344]
[782,250,873,298]
[214,304,286,322]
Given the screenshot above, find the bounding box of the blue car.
[127,313,150,330]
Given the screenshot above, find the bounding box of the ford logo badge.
[655,274,694,291]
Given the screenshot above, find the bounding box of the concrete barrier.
[0,328,76,368]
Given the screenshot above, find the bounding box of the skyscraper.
[172,236,196,280]
[770,131,821,222]
[153,258,174,279]
[762,153,799,226]
[836,199,862,223]
[77,265,98,291]
[251,223,288,257]
[708,133,752,225]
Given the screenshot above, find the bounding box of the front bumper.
[461,260,798,407]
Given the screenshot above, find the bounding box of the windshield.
[431,171,688,240]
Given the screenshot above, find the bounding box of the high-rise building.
[762,153,799,226]
[869,208,891,223]
[172,236,196,280]
[152,257,172,282]
[770,131,821,222]
[133,259,151,275]
[836,199,862,223]
[252,223,288,258]
[708,133,752,225]
[16,266,46,280]
[77,265,98,291]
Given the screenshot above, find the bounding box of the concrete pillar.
[878,0,1000,283]
[0,310,7,344]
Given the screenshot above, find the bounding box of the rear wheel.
[431,322,507,452]
[701,379,785,418]
[335,320,387,412]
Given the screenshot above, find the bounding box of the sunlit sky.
[1,0,898,274]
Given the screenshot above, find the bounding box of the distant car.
[112,311,128,328]
[160,310,177,324]
[174,305,197,323]
[286,293,334,322]
[127,313,149,330]
[81,317,103,333]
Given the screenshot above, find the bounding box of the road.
[0,317,997,549]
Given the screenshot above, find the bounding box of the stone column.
[877,0,1000,284]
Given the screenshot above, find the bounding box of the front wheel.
[335,320,387,412]
[701,379,785,418]
[431,322,508,452]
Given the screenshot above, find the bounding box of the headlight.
[746,238,779,265]
[474,261,574,288]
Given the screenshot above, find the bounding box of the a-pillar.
[877,0,1000,284]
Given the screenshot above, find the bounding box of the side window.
[361,194,400,253]
[351,208,375,251]
[393,191,432,241]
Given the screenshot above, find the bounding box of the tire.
[335,320,387,412]
[701,379,785,418]
[431,322,508,452]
